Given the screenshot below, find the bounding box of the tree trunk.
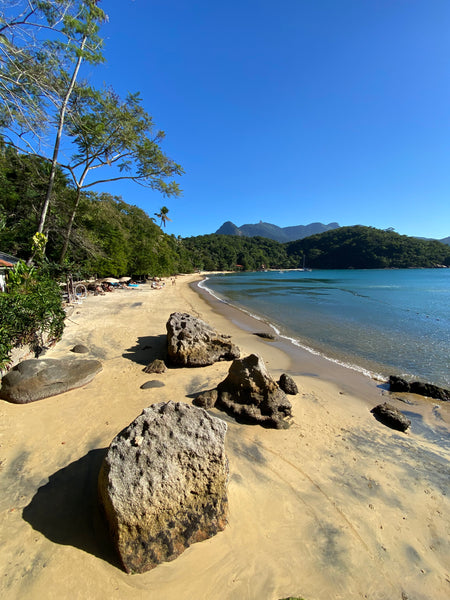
[28,35,87,265]
[59,186,82,264]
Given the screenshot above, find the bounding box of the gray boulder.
[98,401,229,574]
[371,402,411,432]
[71,344,89,354]
[195,354,292,429]
[166,312,240,367]
[0,357,102,404]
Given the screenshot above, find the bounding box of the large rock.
[371,402,411,432]
[98,401,229,574]
[389,375,449,402]
[0,357,102,404]
[195,354,292,429]
[166,312,240,367]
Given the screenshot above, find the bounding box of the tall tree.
[58,89,183,263]
[154,206,172,228]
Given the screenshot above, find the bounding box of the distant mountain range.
[215,221,340,242]
[215,221,450,245]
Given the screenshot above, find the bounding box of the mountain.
[440,236,450,246]
[214,220,340,242]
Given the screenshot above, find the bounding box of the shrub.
[0,262,65,370]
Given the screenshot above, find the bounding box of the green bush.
[0,262,65,370]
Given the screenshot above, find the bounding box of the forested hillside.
[286,226,450,269]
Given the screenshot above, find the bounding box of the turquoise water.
[200,269,450,388]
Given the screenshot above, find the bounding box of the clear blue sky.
[86,0,450,239]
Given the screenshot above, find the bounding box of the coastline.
[1,274,449,600]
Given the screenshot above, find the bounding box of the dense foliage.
[286,226,450,269]
[0,145,187,277]
[181,234,292,271]
[0,262,66,370]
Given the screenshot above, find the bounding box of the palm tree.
[154,206,172,227]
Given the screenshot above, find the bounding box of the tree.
[0,1,106,260]
[154,206,172,228]
[58,89,183,263]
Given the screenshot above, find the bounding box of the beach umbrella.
[119,276,131,282]
[102,277,119,284]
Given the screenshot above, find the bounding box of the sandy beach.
[1,274,449,600]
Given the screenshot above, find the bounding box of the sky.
[82,0,450,240]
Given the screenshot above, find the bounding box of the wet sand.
[0,274,449,600]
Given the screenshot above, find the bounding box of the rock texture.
[98,401,229,574]
[143,359,167,374]
[278,373,298,395]
[166,312,240,367]
[389,375,449,402]
[371,402,411,432]
[194,354,292,429]
[0,357,102,404]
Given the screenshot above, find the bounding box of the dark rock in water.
[371,402,411,432]
[143,359,167,374]
[193,389,218,409]
[0,357,102,404]
[98,401,229,574]
[253,332,276,340]
[166,312,240,367]
[278,373,298,395]
[140,380,165,389]
[71,344,89,354]
[389,375,449,402]
[213,354,292,429]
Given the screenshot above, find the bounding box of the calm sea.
[200,269,450,389]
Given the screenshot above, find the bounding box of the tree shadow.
[122,334,168,366]
[22,448,121,569]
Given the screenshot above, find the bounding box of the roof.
[0,259,15,267]
[0,251,20,265]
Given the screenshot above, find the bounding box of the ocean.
[200,269,450,389]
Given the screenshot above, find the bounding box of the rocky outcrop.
[98,401,229,574]
[371,402,411,432]
[278,373,298,395]
[0,357,102,404]
[194,354,292,429]
[166,312,240,367]
[389,375,449,402]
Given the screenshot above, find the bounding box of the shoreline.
[1,274,449,599]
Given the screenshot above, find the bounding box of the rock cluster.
[195,354,292,429]
[371,402,411,432]
[0,357,102,404]
[166,312,240,367]
[389,375,449,402]
[98,401,229,574]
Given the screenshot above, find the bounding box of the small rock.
[371,402,411,432]
[278,373,298,395]
[193,389,218,409]
[143,359,167,374]
[71,344,89,354]
[253,332,276,340]
[140,380,165,389]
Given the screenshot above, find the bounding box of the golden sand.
[1,274,449,600]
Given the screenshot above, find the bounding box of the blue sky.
[85,0,450,239]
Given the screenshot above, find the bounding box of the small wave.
[197,278,229,304]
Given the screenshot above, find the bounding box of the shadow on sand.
[22,449,121,569]
[122,334,167,366]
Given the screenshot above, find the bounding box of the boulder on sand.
[371,402,411,432]
[194,354,292,429]
[278,373,298,395]
[0,357,102,404]
[166,312,240,367]
[98,401,229,574]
